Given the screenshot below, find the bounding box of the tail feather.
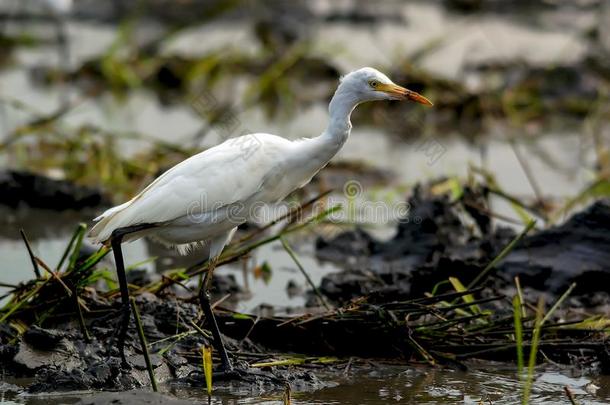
[88,201,133,243]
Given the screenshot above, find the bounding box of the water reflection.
[6,365,608,404]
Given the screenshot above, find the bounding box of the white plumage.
[90,67,432,370]
[89,67,432,259]
[90,134,296,254]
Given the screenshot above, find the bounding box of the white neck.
[322,88,360,147]
[299,86,360,166]
[285,85,361,188]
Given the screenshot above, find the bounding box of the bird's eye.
[369,80,379,88]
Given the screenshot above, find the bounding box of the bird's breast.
[256,163,316,203]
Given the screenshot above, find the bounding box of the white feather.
[89,67,427,258]
[90,133,296,244]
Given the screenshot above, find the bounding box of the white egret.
[89,67,432,372]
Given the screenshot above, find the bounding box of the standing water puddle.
[1,366,610,404]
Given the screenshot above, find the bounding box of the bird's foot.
[107,310,132,369]
[107,320,130,370]
[120,356,132,370]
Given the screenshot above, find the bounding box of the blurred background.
[0,0,609,313]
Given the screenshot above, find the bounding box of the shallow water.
[2,365,610,404]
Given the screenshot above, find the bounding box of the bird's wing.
[89,133,291,243]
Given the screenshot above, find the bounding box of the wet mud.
[0,170,108,211]
[0,186,609,394]
[0,293,326,394]
[316,186,610,302]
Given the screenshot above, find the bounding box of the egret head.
[338,67,432,106]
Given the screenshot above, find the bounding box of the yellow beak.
[378,83,433,106]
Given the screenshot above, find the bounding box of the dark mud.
[316,185,515,302]
[0,292,326,395]
[1,185,609,395]
[0,170,108,211]
[316,186,610,303]
[216,189,609,368]
[500,201,610,294]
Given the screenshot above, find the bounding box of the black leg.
[111,235,131,369]
[106,224,157,369]
[199,260,233,372]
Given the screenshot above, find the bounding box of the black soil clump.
[316,186,610,303]
[499,200,610,294]
[0,183,609,395]
[0,170,108,211]
[0,293,325,395]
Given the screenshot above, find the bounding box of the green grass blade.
[56,224,85,272]
[449,277,480,314]
[513,295,524,380]
[468,220,536,290]
[541,283,576,326]
[67,223,87,273]
[202,345,213,398]
[281,237,330,310]
[522,298,544,405]
[130,297,158,392]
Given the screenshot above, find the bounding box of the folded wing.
[89,134,287,243]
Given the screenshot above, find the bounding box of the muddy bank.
[316,186,610,302]
[0,292,326,394]
[0,170,108,211]
[0,183,609,395]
